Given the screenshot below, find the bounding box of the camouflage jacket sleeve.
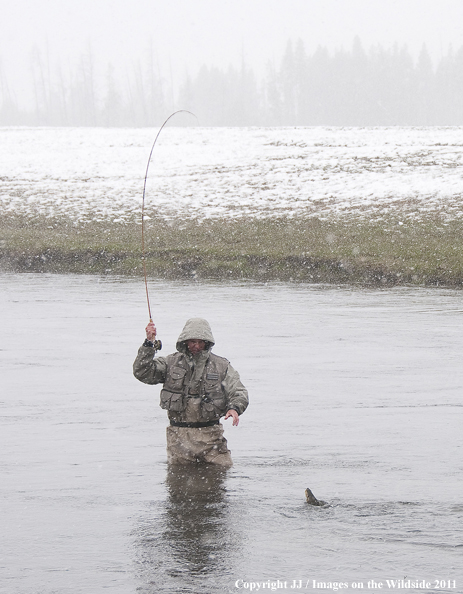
[133,345,167,385]
[223,363,249,415]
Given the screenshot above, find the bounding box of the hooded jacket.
[133,318,248,423]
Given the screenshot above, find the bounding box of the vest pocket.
[160,390,185,412]
[200,393,227,419]
[167,366,187,391]
[204,379,221,393]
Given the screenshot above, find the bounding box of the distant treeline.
[1,38,463,127]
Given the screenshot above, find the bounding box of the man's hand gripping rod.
[145,320,162,352]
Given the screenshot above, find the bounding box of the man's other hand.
[224,409,239,426]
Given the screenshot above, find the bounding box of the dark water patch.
[133,465,242,594]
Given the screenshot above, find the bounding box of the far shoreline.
[1,215,463,288]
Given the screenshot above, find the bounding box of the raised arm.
[133,322,167,385]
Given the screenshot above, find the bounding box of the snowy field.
[1,126,463,224]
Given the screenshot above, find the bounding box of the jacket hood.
[176,318,215,353]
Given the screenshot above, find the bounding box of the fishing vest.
[159,352,229,421]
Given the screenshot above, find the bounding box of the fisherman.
[133,318,248,466]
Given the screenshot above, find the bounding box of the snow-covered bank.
[1,126,462,224]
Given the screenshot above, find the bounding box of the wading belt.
[170,420,219,428]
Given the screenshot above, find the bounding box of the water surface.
[1,274,462,593]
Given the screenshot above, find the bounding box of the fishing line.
[141,110,197,342]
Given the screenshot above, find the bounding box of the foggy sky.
[2,0,463,109]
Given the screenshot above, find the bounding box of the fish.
[305,487,328,507]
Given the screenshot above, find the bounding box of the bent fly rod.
[141,110,197,349]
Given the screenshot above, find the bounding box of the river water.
[1,273,462,594]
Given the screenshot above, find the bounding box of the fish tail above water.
[305,487,327,507]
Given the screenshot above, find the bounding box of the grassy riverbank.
[1,215,463,287]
